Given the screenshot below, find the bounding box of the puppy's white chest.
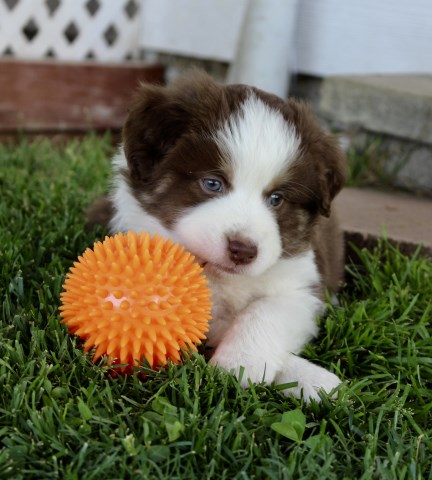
[203,252,322,347]
[210,277,257,313]
[205,275,265,346]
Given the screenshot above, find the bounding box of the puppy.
[88,71,347,402]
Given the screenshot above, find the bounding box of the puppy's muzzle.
[228,239,258,265]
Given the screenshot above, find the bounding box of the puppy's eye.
[200,177,224,194]
[268,192,284,208]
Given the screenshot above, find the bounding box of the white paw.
[210,346,279,387]
[276,355,342,403]
[298,368,341,403]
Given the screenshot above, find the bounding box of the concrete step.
[318,75,432,194]
[320,75,432,145]
[335,188,432,258]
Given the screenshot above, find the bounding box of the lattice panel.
[0,0,142,62]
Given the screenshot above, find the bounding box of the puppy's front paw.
[210,345,279,387]
[298,368,341,403]
[276,356,341,403]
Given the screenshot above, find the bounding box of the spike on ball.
[59,231,212,372]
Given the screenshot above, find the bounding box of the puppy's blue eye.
[200,178,224,193]
[268,192,284,207]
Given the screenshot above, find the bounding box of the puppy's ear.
[123,84,190,182]
[316,135,348,217]
[284,100,348,217]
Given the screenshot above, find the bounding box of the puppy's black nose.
[228,240,258,265]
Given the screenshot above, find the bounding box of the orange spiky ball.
[59,231,211,372]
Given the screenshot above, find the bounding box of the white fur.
[110,151,173,240]
[215,95,301,187]
[110,96,341,402]
[275,355,341,402]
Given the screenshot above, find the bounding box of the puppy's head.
[122,71,347,277]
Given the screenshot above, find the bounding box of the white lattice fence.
[0,0,143,62]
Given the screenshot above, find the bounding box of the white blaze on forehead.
[214,95,301,189]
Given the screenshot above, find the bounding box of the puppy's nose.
[228,240,258,265]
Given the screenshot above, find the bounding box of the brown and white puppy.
[88,71,347,402]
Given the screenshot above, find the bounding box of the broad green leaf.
[271,409,306,442]
[77,398,92,421]
[152,397,177,415]
[165,420,185,442]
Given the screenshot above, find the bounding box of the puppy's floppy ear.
[316,135,348,217]
[284,100,348,217]
[123,83,190,182]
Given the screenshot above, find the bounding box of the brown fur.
[86,196,114,230]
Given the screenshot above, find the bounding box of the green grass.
[1,135,431,479]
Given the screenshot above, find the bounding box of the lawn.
[0,135,431,479]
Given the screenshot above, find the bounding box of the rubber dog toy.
[59,231,211,371]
